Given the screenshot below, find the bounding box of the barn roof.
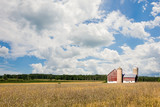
[107,69,117,76]
[123,74,136,77]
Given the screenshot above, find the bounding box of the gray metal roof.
[123,74,136,77]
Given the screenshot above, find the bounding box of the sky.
[0,0,160,76]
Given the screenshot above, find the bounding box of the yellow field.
[0,82,160,107]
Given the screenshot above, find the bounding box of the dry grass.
[0,82,160,107]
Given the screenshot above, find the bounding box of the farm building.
[107,67,138,83]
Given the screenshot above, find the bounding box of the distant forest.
[0,74,160,82]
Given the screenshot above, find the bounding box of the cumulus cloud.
[120,41,160,76]
[31,63,45,74]
[12,0,102,31]
[31,41,160,76]
[104,11,150,39]
[144,16,160,29]
[0,0,104,57]
[70,23,114,47]
[132,0,148,12]
[0,46,9,57]
[151,1,160,17]
[0,0,160,76]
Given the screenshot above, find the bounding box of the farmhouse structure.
[107,67,138,83]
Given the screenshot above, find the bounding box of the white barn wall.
[108,81,117,83]
[123,81,135,83]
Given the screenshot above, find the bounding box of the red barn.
[107,67,138,83]
[107,69,117,83]
[123,74,137,83]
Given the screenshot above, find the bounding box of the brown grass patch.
[0,82,160,107]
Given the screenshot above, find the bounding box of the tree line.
[138,76,160,82]
[0,74,159,82]
[0,74,107,81]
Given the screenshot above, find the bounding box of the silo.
[117,67,122,83]
[133,67,138,76]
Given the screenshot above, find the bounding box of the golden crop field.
[0,82,160,107]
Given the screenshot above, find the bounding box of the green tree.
[49,74,52,81]
[158,78,160,82]
[3,74,8,80]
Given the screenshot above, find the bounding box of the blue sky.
[0,0,160,76]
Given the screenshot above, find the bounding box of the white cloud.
[120,41,160,75]
[70,23,114,47]
[0,0,160,76]
[133,0,148,12]
[12,0,103,31]
[120,0,125,4]
[0,0,103,57]
[0,65,21,75]
[144,16,160,29]
[0,46,9,57]
[137,0,147,4]
[0,70,20,75]
[30,40,160,76]
[31,63,45,74]
[104,11,150,39]
[0,1,151,59]
[142,3,148,12]
[151,1,160,17]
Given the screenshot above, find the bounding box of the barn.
[107,69,117,83]
[123,74,137,83]
[107,67,138,83]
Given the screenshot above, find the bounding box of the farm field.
[0,82,160,107]
[0,79,104,83]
